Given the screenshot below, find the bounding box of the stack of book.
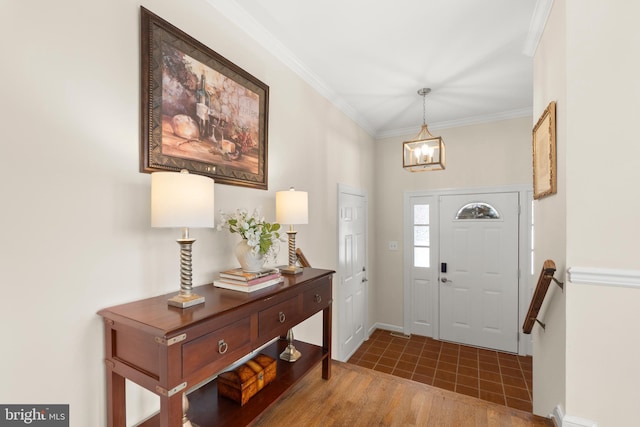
[213,267,283,293]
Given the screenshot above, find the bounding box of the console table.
[98,268,334,427]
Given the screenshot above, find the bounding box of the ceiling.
[211,0,544,138]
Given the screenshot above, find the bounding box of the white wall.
[531,0,567,417]
[374,117,532,329]
[0,1,374,425]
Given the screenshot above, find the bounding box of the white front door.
[338,188,367,361]
[439,192,519,352]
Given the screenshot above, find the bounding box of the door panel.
[439,192,519,353]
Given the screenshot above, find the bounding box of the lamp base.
[168,293,205,308]
[280,329,301,362]
[279,265,303,275]
[280,344,301,362]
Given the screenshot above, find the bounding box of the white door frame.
[403,184,533,355]
[337,183,369,361]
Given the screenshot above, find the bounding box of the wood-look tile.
[456,384,479,398]
[414,364,435,376]
[437,361,458,373]
[400,353,419,363]
[458,357,478,368]
[479,370,502,383]
[382,349,402,359]
[377,356,397,368]
[417,357,438,368]
[395,360,416,372]
[504,384,531,401]
[502,374,527,389]
[360,352,380,363]
[457,365,479,378]
[479,390,506,405]
[501,366,525,378]
[479,362,501,373]
[373,364,393,374]
[435,370,457,383]
[506,396,533,412]
[392,368,413,379]
[456,374,479,388]
[356,359,375,369]
[411,373,434,385]
[432,378,456,392]
[439,354,458,365]
[479,379,504,394]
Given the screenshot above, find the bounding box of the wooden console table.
[98,268,334,427]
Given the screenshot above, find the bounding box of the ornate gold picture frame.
[532,101,557,200]
[140,7,270,189]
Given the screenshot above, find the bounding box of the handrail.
[522,259,564,334]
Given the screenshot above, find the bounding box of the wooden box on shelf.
[218,354,276,406]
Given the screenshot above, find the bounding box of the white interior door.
[338,189,367,361]
[439,192,519,353]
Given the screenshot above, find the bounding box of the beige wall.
[374,118,532,329]
[531,0,567,417]
[0,1,374,425]
[563,0,640,424]
[533,1,640,424]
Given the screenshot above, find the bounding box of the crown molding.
[522,0,554,57]
[207,0,376,136]
[377,107,533,140]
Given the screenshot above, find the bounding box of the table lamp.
[276,187,308,275]
[151,170,214,308]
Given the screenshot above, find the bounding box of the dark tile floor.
[347,329,534,412]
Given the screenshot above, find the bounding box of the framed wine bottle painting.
[140,7,270,190]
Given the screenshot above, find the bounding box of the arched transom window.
[455,202,500,220]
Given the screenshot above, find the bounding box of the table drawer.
[303,281,331,317]
[182,317,252,378]
[258,296,300,338]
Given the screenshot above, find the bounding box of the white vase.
[235,240,265,272]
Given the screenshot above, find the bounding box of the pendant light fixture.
[402,88,446,171]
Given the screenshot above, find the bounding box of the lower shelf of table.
[138,339,329,427]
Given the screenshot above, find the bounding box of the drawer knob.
[278,311,286,323]
[218,339,228,354]
[314,294,322,303]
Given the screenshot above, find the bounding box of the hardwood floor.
[253,361,552,427]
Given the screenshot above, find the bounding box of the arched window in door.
[455,202,500,220]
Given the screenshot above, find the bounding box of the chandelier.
[402,88,446,171]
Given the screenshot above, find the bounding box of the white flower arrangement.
[217,208,283,256]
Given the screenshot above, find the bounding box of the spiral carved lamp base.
[280,229,303,275]
[168,229,205,308]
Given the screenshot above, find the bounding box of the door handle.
[441,277,452,283]
[362,278,368,283]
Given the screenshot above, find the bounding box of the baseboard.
[370,322,403,335]
[550,405,565,427]
[550,405,597,427]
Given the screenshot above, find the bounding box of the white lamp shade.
[276,188,308,225]
[151,171,215,228]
